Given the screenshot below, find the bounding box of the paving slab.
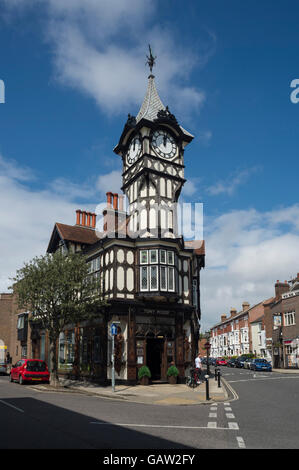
[29,377,228,405]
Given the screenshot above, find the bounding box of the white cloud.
[1,0,209,118]
[201,205,299,331]
[206,167,261,196]
[96,170,122,195]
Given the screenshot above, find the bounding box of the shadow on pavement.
[0,396,193,449]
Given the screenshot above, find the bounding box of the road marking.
[90,422,242,431]
[209,413,217,418]
[0,399,24,413]
[210,407,217,411]
[228,422,239,430]
[226,413,235,419]
[236,436,246,448]
[223,402,230,406]
[225,407,232,411]
[207,422,217,428]
[228,376,299,383]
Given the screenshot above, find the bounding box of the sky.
[0,0,299,331]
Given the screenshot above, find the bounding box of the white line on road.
[225,407,232,411]
[226,413,235,419]
[0,399,24,413]
[209,413,217,418]
[90,422,240,431]
[236,436,246,448]
[228,376,299,383]
[228,422,239,430]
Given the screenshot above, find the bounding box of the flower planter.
[140,376,149,386]
[168,375,177,384]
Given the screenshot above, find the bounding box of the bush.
[167,365,179,377]
[138,366,151,380]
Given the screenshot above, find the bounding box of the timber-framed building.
[15,57,205,384]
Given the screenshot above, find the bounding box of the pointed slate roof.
[136,74,194,139]
[136,74,166,123]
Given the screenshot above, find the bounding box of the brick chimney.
[275,280,289,299]
[221,314,227,323]
[102,192,127,236]
[230,308,237,318]
[75,209,96,229]
[242,302,250,312]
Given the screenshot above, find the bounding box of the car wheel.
[10,373,13,382]
[19,374,24,385]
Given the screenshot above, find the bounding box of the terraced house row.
[210,275,299,369]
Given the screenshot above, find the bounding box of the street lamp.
[204,341,211,376]
[204,341,211,401]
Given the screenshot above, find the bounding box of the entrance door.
[146,338,164,380]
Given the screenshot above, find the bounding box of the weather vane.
[146,44,156,74]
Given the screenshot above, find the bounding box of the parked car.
[0,363,8,375]
[227,358,237,367]
[243,358,253,369]
[216,357,227,366]
[250,358,272,372]
[209,358,217,366]
[10,359,50,384]
[235,356,248,368]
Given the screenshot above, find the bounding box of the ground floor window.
[58,330,75,369]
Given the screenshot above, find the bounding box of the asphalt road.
[1,368,299,451]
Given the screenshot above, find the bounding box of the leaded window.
[139,249,176,292]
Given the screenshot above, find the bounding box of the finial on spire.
[146,44,156,74]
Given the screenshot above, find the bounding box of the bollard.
[205,374,210,401]
[215,367,218,380]
[217,369,221,388]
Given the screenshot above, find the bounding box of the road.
[1,368,299,450]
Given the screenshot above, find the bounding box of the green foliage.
[10,251,106,383]
[138,366,151,379]
[167,365,179,377]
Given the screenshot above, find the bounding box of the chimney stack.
[75,210,96,229]
[113,193,119,210]
[221,314,227,323]
[230,308,237,318]
[275,280,289,299]
[242,301,250,312]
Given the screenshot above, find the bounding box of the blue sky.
[0,0,299,329]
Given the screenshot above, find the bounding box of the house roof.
[184,240,205,255]
[47,223,99,253]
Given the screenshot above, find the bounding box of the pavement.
[28,367,299,405]
[29,373,229,406]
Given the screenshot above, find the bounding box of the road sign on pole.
[110,322,120,392]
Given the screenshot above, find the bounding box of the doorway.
[146,338,164,380]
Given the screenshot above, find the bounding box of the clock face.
[152,130,177,159]
[127,136,141,165]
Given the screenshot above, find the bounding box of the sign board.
[110,324,118,336]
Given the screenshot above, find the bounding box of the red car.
[216,357,227,366]
[10,359,50,385]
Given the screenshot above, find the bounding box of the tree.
[11,251,106,386]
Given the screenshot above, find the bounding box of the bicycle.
[186,368,200,388]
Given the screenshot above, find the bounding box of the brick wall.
[0,293,13,361]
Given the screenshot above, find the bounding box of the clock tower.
[114,50,194,239]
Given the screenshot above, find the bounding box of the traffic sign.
[111,323,118,336]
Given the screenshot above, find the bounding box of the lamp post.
[204,341,211,401]
[204,341,211,376]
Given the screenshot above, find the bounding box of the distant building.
[210,300,272,360]
[266,275,299,369]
